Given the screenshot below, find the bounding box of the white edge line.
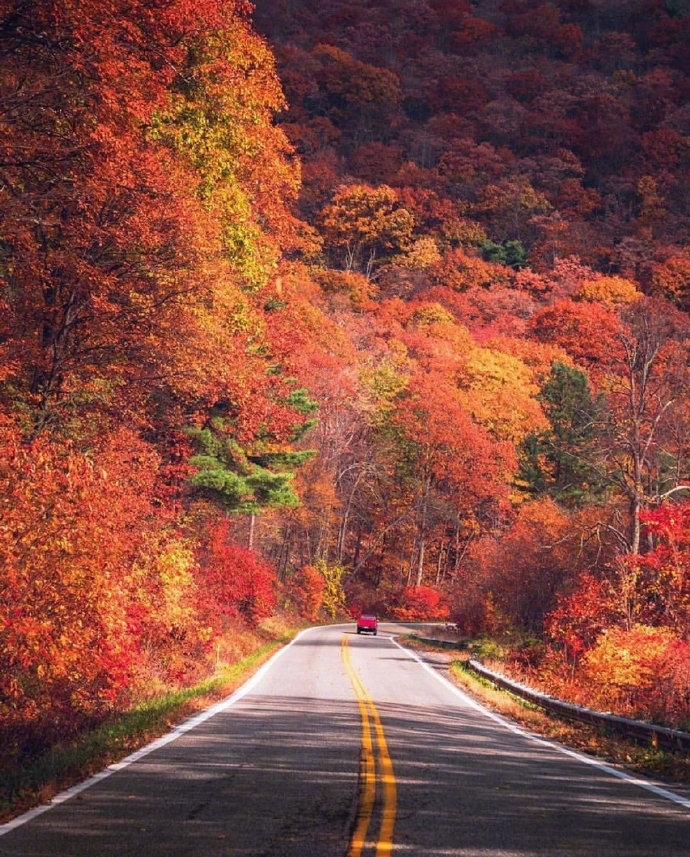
[389,634,690,813]
[0,628,311,837]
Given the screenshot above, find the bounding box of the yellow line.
[373,709,396,857]
[343,637,376,857]
[342,636,397,857]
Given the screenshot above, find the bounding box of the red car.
[356,613,378,635]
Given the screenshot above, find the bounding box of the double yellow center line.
[341,635,397,857]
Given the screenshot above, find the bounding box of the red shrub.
[391,585,450,621]
[197,520,277,627]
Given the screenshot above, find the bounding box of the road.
[1,624,689,856]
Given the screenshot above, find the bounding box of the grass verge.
[1,622,298,823]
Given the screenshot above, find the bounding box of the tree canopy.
[3,0,690,754]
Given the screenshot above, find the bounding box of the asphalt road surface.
[1,623,689,856]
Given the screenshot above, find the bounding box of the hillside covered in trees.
[2,0,690,766]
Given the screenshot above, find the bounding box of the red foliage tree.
[635,501,690,632]
[392,585,450,621]
[543,572,620,667]
[528,298,622,377]
[196,519,278,627]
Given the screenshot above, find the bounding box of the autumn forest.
[2,0,690,767]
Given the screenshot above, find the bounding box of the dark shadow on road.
[1,640,688,857]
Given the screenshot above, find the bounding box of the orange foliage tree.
[283,565,326,622]
[0,420,183,751]
[462,499,581,635]
[0,0,310,760]
[319,184,415,274]
[583,625,690,726]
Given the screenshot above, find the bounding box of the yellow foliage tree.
[574,274,641,306]
[457,346,547,446]
[316,559,347,618]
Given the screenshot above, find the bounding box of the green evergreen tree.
[187,389,317,513]
[480,239,527,269]
[517,362,605,506]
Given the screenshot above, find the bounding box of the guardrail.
[465,658,690,753]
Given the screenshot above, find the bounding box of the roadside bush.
[391,585,450,621]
